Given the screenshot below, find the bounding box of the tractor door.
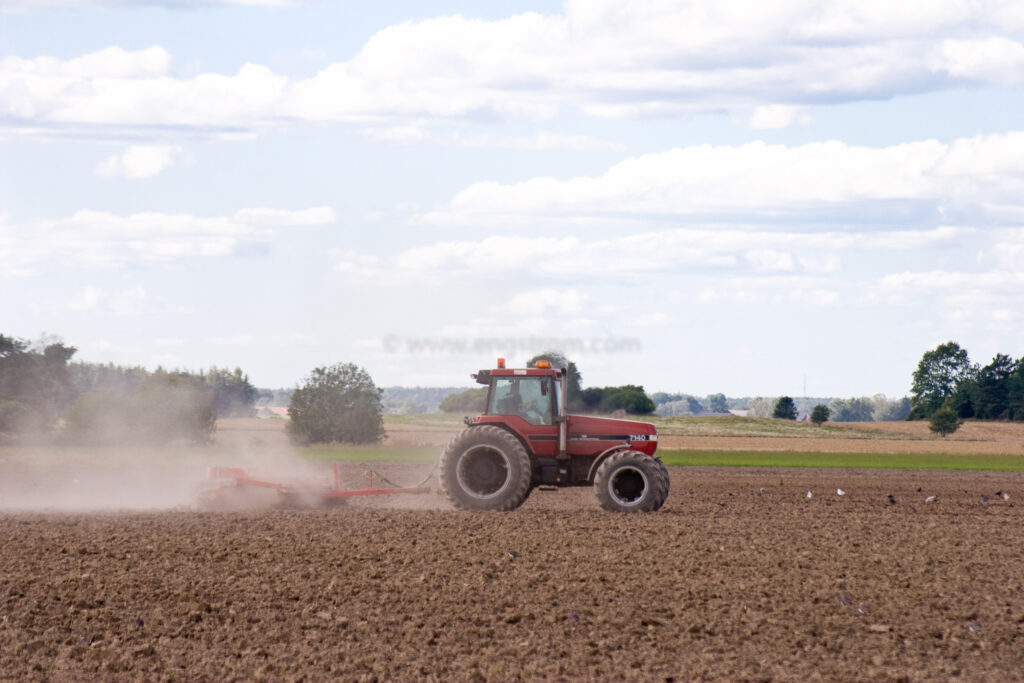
[486,376,559,455]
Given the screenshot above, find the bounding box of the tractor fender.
[586,443,633,483]
[463,423,534,461]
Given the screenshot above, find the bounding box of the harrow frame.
[202,463,432,506]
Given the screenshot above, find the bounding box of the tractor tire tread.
[651,457,670,511]
[594,450,670,513]
[439,425,532,511]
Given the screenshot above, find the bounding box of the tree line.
[0,333,257,444]
[740,394,911,422]
[10,334,1014,448]
[909,342,1024,421]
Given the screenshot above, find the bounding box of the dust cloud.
[0,416,446,512]
[0,446,441,512]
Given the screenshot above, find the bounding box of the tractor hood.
[566,415,658,456]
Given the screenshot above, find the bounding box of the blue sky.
[2,0,1023,398]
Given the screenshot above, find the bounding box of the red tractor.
[439,359,669,512]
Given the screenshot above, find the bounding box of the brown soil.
[3,465,1023,681]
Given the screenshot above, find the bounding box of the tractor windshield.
[488,377,553,426]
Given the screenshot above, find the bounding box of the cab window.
[488,377,553,426]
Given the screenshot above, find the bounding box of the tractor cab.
[486,371,558,426]
[474,359,561,424]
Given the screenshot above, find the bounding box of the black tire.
[650,457,670,511]
[594,450,670,512]
[439,426,532,511]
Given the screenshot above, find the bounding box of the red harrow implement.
[200,463,432,508]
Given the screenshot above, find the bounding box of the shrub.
[928,407,961,437]
[287,363,384,445]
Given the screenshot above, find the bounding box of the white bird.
[836,488,846,496]
[806,490,813,499]
[1001,492,1010,501]
[925,495,937,503]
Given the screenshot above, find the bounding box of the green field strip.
[657,449,1024,471]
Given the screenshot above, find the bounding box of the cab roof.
[490,367,561,377]
[473,366,562,384]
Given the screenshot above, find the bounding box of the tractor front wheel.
[439,426,532,511]
[594,450,669,512]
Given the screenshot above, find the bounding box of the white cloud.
[4,3,1024,138]
[267,332,312,346]
[696,289,765,306]
[506,289,589,316]
[694,276,841,307]
[361,125,428,143]
[330,249,380,278]
[988,228,1024,269]
[633,312,674,327]
[94,144,181,179]
[456,131,625,152]
[874,270,1024,299]
[67,285,103,311]
[232,206,336,226]
[791,288,840,307]
[797,254,842,274]
[0,206,333,273]
[746,250,796,272]
[869,269,1024,329]
[362,125,626,151]
[746,105,812,130]
[415,133,1024,227]
[107,285,149,316]
[206,335,254,346]
[331,225,962,285]
[43,285,171,316]
[935,37,1024,85]
[2,46,171,79]
[2,1,305,9]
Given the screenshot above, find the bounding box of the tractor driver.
[516,378,552,426]
[494,378,552,425]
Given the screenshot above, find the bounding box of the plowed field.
[3,465,1023,681]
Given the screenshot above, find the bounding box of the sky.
[2,0,1024,398]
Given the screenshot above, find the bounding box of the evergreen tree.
[810,404,830,426]
[773,396,797,420]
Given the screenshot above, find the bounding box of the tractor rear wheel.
[440,426,532,511]
[594,450,669,512]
